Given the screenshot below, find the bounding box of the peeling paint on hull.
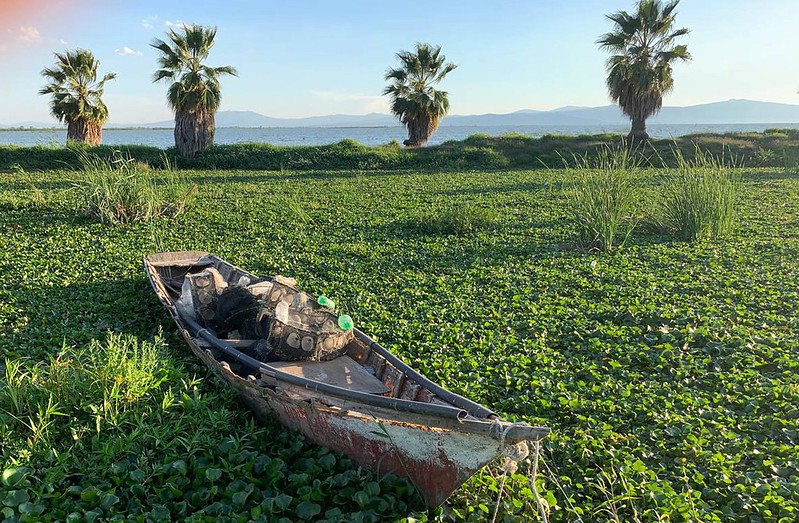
[193,341,500,506]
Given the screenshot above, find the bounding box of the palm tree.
[597,0,691,141]
[39,49,116,145]
[151,24,237,158]
[383,43,457,147]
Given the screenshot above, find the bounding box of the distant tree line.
[38,0,690,157]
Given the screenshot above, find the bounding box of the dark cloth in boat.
[215,285,270,339]
[180,269,353,363]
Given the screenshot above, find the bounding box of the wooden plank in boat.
[270,356,391,395]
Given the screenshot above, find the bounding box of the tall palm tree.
[39,49,116,145]
[597,0,691,141]
[151,24,237,158]
[383,43,457,147]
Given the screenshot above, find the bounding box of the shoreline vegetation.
[1,160,797,521]
[2,129,799,172]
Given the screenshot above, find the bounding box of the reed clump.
[566,143,642,252]
[74,150,196,224]
[655,147,741,241]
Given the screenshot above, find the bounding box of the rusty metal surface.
[190,339,500,507]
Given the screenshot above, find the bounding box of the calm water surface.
[2,123,798,148]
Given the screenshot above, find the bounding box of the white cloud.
[58,39,68,45]
[18,26,41,43]
[165,20,188,29]
[115,46,143,57]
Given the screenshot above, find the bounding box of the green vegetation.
[413,203,498,236]
[598,0,691,141]
[1,158,798,521]
[39,49,116,146]
[151,24,238,159]
[4,129,799,173]
[656,148,741,241]
[567,145,641,252]
[384,43,457,147]
[73,150,196,224]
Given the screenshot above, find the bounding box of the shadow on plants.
[0,278,168,361]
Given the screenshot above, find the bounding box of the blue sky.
[2,0,798,124]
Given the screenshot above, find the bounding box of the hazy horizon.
[2,1,798,124]
[6,98,799,128]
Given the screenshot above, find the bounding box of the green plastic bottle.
[317,295,336,310]
[337,314,354,331]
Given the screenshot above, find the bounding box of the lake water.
[2,123,798,148]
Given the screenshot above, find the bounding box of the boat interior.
[145,252,463,408]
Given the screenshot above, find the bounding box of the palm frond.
[597,0,690,131]
[383,42,456,144]
[39,48,114,126]
[151,24,236,115]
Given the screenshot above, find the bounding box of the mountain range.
[4,99,799,129]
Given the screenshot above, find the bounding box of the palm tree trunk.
[67,118,102,145]
[403,116,435,147]
[175,109,215,158]
[627,116,649,142]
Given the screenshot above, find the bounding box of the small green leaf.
[205,468,222,482]
[3,489,30,508]
[296,501,321,520]
[1,469,25,488]
[274,493,293,511]
[18,502,45,516]
[231,490,250,508]
[171,460,188,475]
[100,493,120,510]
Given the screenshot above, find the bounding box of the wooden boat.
[143,251,549,507]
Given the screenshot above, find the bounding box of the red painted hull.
[190,337,504,506]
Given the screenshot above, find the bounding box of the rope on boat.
[531,439,549,523]
[489,421,549,522]
[489,470,509,523]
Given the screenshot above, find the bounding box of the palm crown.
[39,49,115,125]
[383,43,456,146]
[597,0,690,137]
[151,24,238,114]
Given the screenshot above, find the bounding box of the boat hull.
[186,331,503,507]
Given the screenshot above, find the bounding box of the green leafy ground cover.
[0,164,797,521]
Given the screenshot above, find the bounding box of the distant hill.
[3,99,799,129]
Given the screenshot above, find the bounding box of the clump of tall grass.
[566,143,643,252]
[0,333,173,459]
[74,150,196,224]
[655,147,741,241]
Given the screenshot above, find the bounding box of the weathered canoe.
[143,251,549,507]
